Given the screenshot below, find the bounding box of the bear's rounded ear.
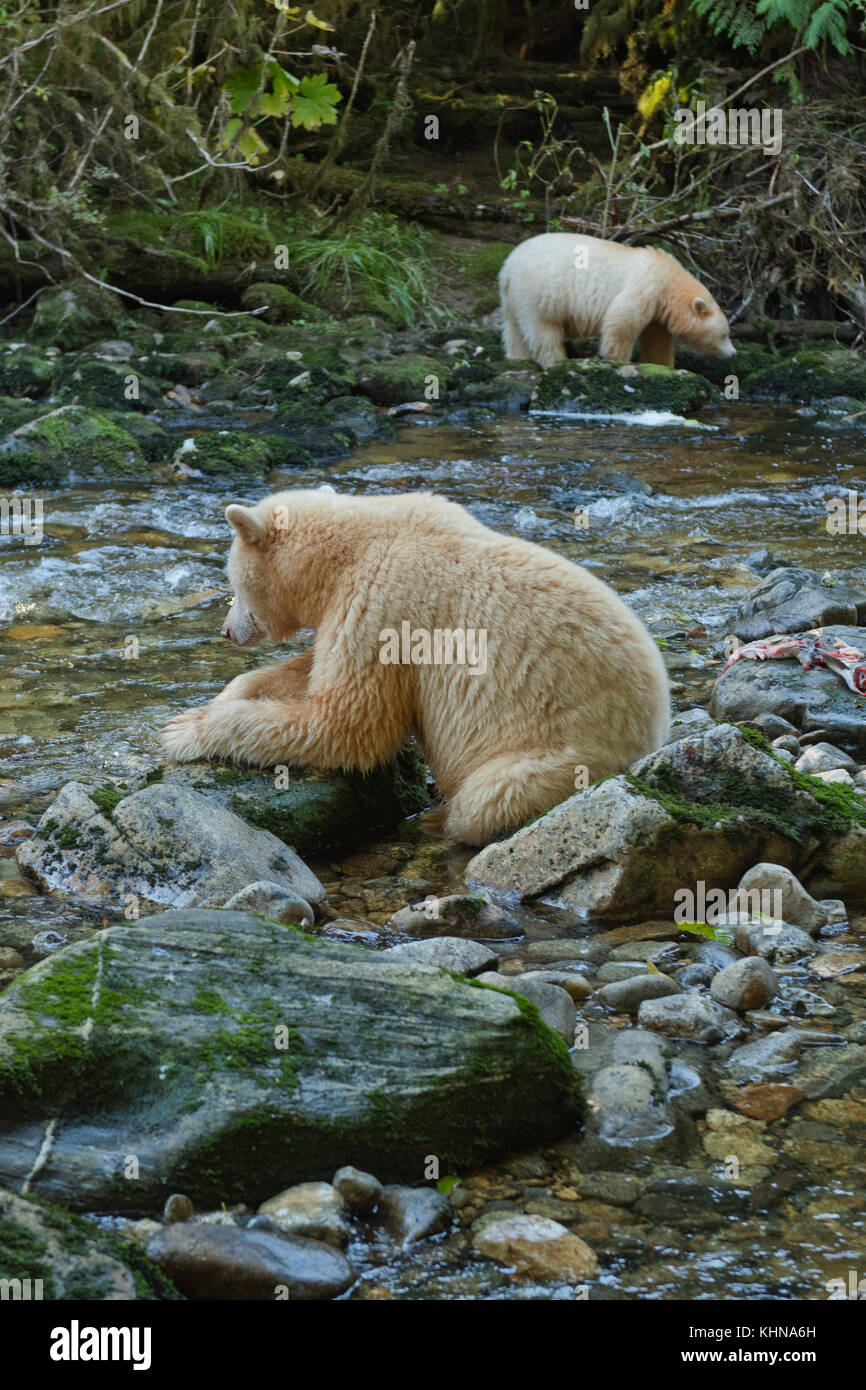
[225,504,266,544]
[692,295,711,318]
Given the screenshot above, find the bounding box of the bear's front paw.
[160,707,211,762]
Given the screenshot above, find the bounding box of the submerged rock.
[0,910,582,1209]
[16,781,326,914]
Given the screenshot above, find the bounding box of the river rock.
[222,880,316,925]
[389,894,521,939]
[467,724,838,920]
[711,624,866,753]
[0,910,581,1209]
[729,568,866,642]
[589,1063,671,1144]
[733,919,816,962]
[163,1194,194,1224]
[806,825,866,898]
[736,863,830,934]
[598,974,681,1015]
[473,1214,598,1283]
[795,742,857,774]
[258,1182,351,1248]
[710,957,778,1012]
[638,991,740,1043]
[0,1186,180,1301]
[155,747,429,857]
[332,1166,383,1213]
[379,1186,452,1246]
[146,1223,353,1300]
[475,972,576,1044]
[726,1028,804,1080]
[383,937,499,975]
[16,782,326,914]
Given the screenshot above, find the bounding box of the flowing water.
[2,401,865,1299]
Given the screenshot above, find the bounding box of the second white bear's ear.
[225,504,266,544]
[692,296,711,318]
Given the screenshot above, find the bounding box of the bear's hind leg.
[441,749,578,847]
[502,305,532,362]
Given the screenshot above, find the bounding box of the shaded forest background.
[0,0,864,337]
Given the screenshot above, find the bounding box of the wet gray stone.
[332,1166,383,1214]
[379,1186,452,1246]
[727,1028,804,1079]
[258,1182,351,1249]
[16,781,327,914]
[612,1029,668,1087]
[638,991,740,1044]
[146,1223,354,1300]
[475,972,576,1045]
[383,936,499,976]
[737,863,830,934]
[734,919,816,962]
[729,568,866,642]
[598,973,680,1015]
[590,1063,672,1145]
[710,957,778,1012]
[597,961,650,982]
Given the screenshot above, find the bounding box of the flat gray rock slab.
[0,910,581,1210]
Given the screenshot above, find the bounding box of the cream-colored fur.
[161,490,671,846]
[499,232,735,369]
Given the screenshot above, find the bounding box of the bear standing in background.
[161,489,671,847]
[499,231,735,369]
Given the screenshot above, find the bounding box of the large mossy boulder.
[356,354,451,406]
[31,279,126,351]
[529,360,716,416]
[467,722,866,919]
[157,746,430,857]
[0,404,146,484]
[0,910,583,1209]
[741,348,866,404]
[0,1188,182,1300]
[240,282,323,324]
[0,344,55,398]
[54,356,165,412]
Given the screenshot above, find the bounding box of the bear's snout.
[222,597,264,647]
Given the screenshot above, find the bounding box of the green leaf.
[290,72,342,130]
[437,1175,460,1195]
[223,66,263,118]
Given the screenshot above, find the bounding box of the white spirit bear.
[499,231,735,368]
[162,489,671,845]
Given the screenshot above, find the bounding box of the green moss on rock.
[0,404,146,484]
[531,359,716,415]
